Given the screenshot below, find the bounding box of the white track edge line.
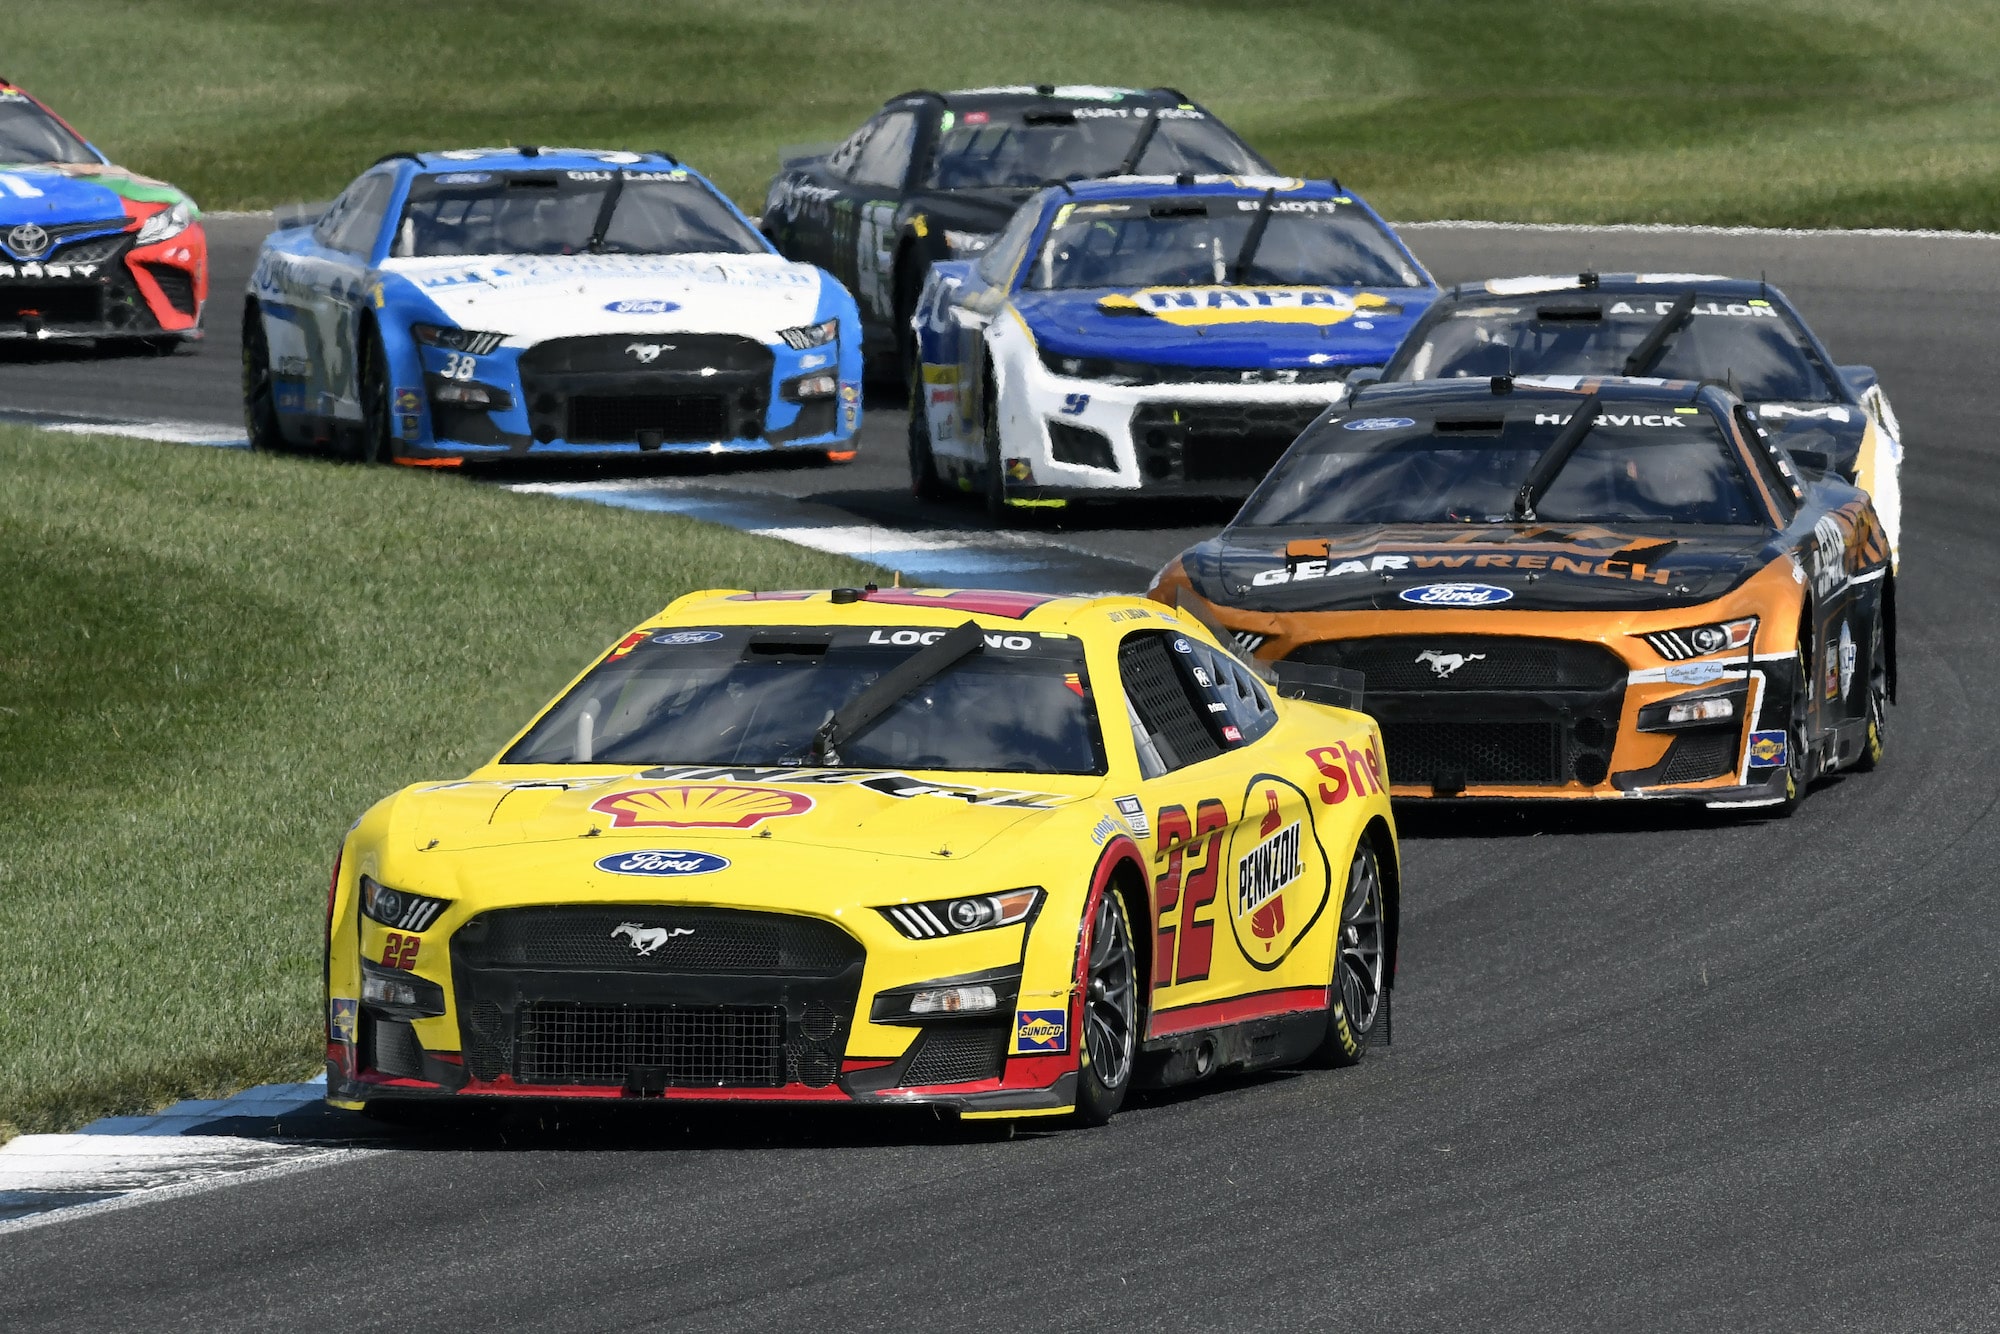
[1398,219,2000,241]
[0,1146,380,1239]
[200,206,2000,241]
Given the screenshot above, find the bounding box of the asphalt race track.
[3,220,1997,1331]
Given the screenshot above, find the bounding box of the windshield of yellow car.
[1388,296,1839,402]
[393,169,764,258]
[1239,404,1767,527]
[1025,197,1423,291]
[504,626,1106,775]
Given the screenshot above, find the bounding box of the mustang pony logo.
[612,922,693,956]
[625,342,670,363]
[590,784,814,829]
[1415,649,1486,679]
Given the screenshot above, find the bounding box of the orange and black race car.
[1150,375,1894,811]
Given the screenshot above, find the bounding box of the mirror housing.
[1837,364,1879,398]
[1786,446,1832,474]
[1345,365,1386,390]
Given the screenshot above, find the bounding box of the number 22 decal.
[1152,799,1227,988]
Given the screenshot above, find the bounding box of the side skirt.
[1135,1011,1327,1090]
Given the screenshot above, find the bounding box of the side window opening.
[1118,632,1225,772]
[850,110,917,189]
[1736,403,1801,522]
[319,172,395,257]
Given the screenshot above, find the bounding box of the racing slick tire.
[355,327,401,465]
[1072,885,1139,1127]
[894,249,924,383]
[1307,837,1387,1068]
[241,304,285,454]
[1775,641,1814,817]
[908,361,948,500]
[1852,599,1890,773]
[980,364,1014,524]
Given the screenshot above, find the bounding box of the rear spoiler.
[1172,589,1365,713]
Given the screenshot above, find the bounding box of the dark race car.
[1151,375,1895,813]
[761,85,1271,371]
[1367,274,1903,565]
[0,78,206,346]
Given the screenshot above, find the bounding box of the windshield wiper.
[1231,188,1276,284]
[805,619,985,765]
[1111,114,1163,177]
[1512,393,1603,521]
[587,169,626,254]
[1622,291,1698,376]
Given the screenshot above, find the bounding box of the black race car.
[1365,273,1904,563]
[760,85,1271,372]
[1150,375,1895,812]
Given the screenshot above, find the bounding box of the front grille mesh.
[1130,401,1322,483]
[1048,419,1117,470]
[367,1016,424,1080]
[1384,720,1564,785]
[517,1001,784,1086]
[1291,636,1627,691]
[139,263,197,316]
[901,1026,1007,1087]
[567,394,729,444]
[454,906,858,975]
[1659,729,1740,784]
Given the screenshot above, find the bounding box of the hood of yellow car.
[393,767,1100,862]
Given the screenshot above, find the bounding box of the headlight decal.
[778,318,839,350]
[880,887,1041,939]
[1644,616,1757,660]
[359,875,450,932]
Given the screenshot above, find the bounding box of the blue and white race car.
[908,175,1437,516]
[244,147,862,463]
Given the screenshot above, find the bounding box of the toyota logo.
[6,223,50,259]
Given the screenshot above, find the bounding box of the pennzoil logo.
[589,784,813,829]
[1224,777,1330,968]
[1097,286,1392,327]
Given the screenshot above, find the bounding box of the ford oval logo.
[651,630,723,645]
[1398,582,1515,607]
[594,849,730,877]
[606,299,680,315]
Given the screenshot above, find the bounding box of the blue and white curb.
[506,478,1124,590]
[0,1076,371,1233]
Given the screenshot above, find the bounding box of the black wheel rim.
[1084,892,1136,1090]
[1337,850,1384,1034]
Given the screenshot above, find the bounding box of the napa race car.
[1151,375,1895,812]
[0,78,205,345]
[1373,274,1903,561]
[909,175,1437,517]
[761,85,1272,372]
[244,147,861,464]
[326,586,1400,1125]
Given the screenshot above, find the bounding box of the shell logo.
[589,784,814,829]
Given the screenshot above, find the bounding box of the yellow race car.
[325,586,1399,1125]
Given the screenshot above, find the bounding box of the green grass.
[0,428,877,1139]
[7,0,2000,228]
